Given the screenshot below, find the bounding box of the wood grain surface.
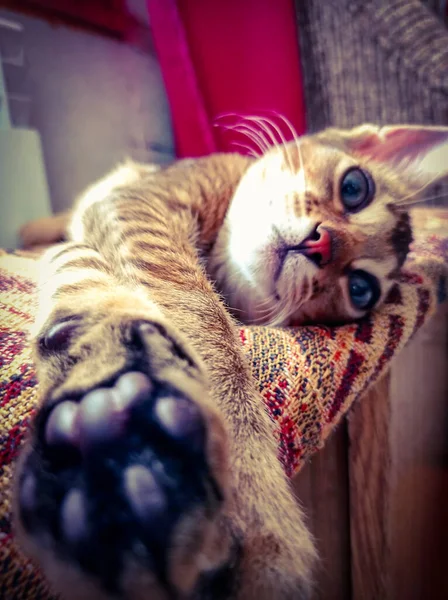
[294,426,351,600]
[295,303,448,600]
[349,304,448,600]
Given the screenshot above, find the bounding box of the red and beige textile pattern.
[0,209,447,598]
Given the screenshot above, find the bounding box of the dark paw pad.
[19,371,221,594]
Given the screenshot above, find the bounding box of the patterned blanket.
[1,208,447,599]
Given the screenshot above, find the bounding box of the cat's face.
[222,124,448,325]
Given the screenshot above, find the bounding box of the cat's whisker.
[250,305,277,321]
[268,112,303,154]
[217,121,270,155]
[251,298,273,311]
[269,112,300,146]
[214,112,249,124]
[268,112,308,214]
[395,193,448,208]
[231,141,259,158]
[232,123,272,155]
[256,298,278,310]
[234,120,274,155]
[245,295,283,325]
[217,260,279,322]
[245,115,294,173]
[252,304,279,318]
[241,116,278,149]
[248,313,272,325]
[250,307,281,325]
[418,193,448,205]
[214,113,273,154]
[228,305,243,312]
[266,302,292,327]
[256,115,295,173]
[394,171,447,205]
[253,291,282,310]
[252,291,295,327]
[215,122,258,152]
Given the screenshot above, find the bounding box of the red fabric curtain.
[147,0,306,158]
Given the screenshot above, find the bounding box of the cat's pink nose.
[299,226,332,267]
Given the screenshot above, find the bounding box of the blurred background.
[0,1,447,599]
[0,0,446,240]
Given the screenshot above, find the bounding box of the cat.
[15,122,448,600]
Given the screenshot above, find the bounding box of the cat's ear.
[345,124,448,186]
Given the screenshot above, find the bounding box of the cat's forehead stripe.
[389,212,413,268]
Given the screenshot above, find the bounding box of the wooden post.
[348,304,448,600]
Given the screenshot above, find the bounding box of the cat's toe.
[124,464,166,524]
[44,372,152,450]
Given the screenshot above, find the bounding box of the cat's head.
[223,124,448,325]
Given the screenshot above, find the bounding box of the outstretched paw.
[16,319,229,599]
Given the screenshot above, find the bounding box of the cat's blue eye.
[340,168,374,212]
[348,270,380,311]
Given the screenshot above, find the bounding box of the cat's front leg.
[15,246,316,600]
[14,243,232,600]
[150,284,317,600]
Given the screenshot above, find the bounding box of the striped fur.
[16,124,448,599]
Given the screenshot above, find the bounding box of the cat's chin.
[275,256,314,307]
[236,291,299,328]
[221,265,314,328]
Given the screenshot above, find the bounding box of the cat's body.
[15,123,448,600]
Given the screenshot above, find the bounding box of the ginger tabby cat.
[15,123,448,599]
